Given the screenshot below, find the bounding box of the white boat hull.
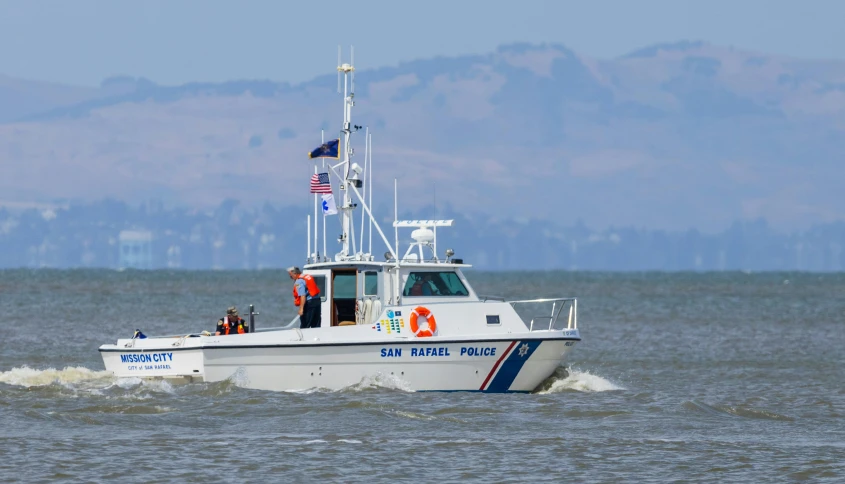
[100,333,579,393]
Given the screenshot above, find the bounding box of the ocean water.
[1,270,843,482]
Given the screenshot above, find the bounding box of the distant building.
[119,230,153,269]
[166,244,182,269]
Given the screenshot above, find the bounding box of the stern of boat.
[99,334,206,382]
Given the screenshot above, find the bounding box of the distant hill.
[0,74,97,122]
[0,74,151,122]
[1,41,844,232]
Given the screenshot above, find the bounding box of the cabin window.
[403,271,469,297]
[486,315,500,325]
[313,275,327,302]
[364,271,378,296]
[333,273,357,298]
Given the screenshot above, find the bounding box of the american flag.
[310,172,332,194]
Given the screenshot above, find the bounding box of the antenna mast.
[317,48,398,264]
[337,47,356,259]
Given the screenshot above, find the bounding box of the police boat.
[98,54,581,393]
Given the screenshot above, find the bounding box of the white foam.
[283,387,327,394]
[282,372,415,394]
[115,377,144,388]
[394,410,436,421]
[111,377,176,395]
[538,369,623,393]
[227,367,251,388]
[0,366,113,388]
[141,378,176,393]
[350,372,415,392]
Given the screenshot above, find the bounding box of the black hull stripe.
[99,336,581,353]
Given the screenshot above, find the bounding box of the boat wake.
[1,365,619,396]
[682,400,794,421]
[111,376,179,395]
[0,366,114,389]
[535,366,623,394]
[0,366,181,400]
[286,372,415,394]
[346,372,415,393]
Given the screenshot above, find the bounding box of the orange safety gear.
[409,306,437,337]
[220,316,245,335]
[293,274,320,306]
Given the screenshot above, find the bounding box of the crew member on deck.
[216,306,247,335]
[288,266,321,329]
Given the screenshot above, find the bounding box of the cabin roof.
[303,261,471,271]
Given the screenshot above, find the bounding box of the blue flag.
[309,139,340,159]
[133,329,147,339]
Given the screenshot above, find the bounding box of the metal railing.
[507,297,577,331]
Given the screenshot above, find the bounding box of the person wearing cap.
[215,306,247,335]
[287,266,321,329]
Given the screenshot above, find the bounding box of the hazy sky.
[1,0,843,86]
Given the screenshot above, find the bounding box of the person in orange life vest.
[288,266,321,329]
[215,306,247,335]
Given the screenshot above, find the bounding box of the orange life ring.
[409,306,437,337]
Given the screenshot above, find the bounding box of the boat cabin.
[303,262,477,328]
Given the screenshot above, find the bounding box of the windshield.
[403,271,469,297]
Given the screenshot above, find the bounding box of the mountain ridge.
[1,40,843,232]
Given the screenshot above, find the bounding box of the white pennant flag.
[321,193,338,216]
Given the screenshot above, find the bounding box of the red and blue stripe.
[479,340,542,392]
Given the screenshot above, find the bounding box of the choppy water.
[1,270,843,482]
